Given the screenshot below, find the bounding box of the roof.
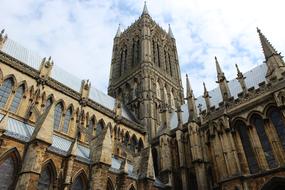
[170,63,268,129]
[1,38,136,123]
[1,113,138,177]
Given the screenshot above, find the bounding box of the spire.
[257,27,279,60]
[257,27,285,80]
[186,74,198,121]
[168,24,174,39]
[142,1,149,15]
[115,24,122,38]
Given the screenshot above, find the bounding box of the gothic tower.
[108,3,184,141]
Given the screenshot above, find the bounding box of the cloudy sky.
[1,0,285,96]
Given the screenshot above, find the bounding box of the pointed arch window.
[37,164,54,190]
[0,156,16,189]
[268,107,285,149]
[168,53,173,76]
[88,118,95,131]
[130,135,138,152]
[119,50,123,77]
[71,174,86,190]
[164,49,169,73]
[124,132,130,147]
[152,40,156,65]
[136,39,140,64]
[157,44,161,67]
[250,115,277,168]
[138,138,144,152]
[9,85,25,113]
[132,39,136,67]
[62,107,72,133]
[54,103,63,130]
[96,121,104,136]
[0,78,13,108]
[235,120,259,174]
[44,96,53,111]
[124,49,128,72]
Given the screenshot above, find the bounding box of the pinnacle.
[257,27,279,60]
[235,63,241,74]
[186,73,192,98]
[168,24,174,38]
[215,56,223,75]
[142,1,149,15]
[203,82,207,94]
[115,24,122,37]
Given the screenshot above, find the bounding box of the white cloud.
[1,0,285,97]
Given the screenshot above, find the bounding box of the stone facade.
[1,2,285,190]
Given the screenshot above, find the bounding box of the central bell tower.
[108,3,184,141]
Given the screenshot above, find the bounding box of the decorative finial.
[0,29,8,48]
[256,27,261,33]
[115,24,122,38]
[142,1,149,15]
[235,63,241,73]
[168,24,174,38]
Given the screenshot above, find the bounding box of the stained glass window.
[71,175,85,190]
[0,79,13,108]
[62,107,72,133]
[268,108,285,150]
[235,120,259,173]
[9,85,24,113]
[251,115,277,168]
[54,103,63,130]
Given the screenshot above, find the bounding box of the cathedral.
[1,2,285,190]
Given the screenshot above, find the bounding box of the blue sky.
[1,0,285,96]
